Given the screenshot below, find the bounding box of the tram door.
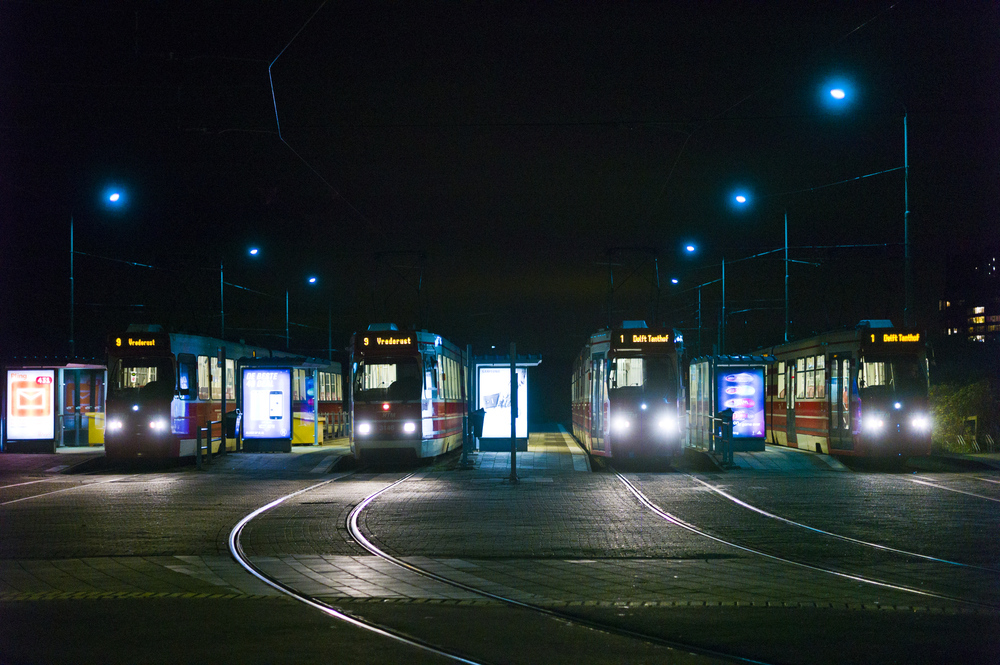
[590,355,606,452]
[829,356,853,450]
[785,361,797,446]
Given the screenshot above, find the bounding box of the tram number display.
[6,370,55,440]
[716,366,765,439]
[241,368,292,439]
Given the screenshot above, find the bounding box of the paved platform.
[469,425,591,474]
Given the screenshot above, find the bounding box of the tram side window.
[226,359,235,400]
[795,358,806,399]
[198,356,210,400]
[777,362,786,398]
[805,356,815,398]
[211,358,222,400]
[178,354,197,399]
[815,355,826,399]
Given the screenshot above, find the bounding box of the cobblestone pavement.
[3,433,999,664]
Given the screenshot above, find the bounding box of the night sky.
[3,1,997,421]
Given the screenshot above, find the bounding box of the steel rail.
[682,472,1000,573]
[614,470,1000,611]
[347,474,774,665]
[228,474,488,665]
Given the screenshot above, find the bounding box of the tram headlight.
[612,416,631,433]
[657,414,678,434]
[108,419,123,432]
[863,413,886,434]
[403,421,417,434]
[357,422,372,435]
[910,414,931,431]
[148,418,168,431]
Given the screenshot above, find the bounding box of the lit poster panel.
[479,367,527,438]
[7,370,55,440]
[242,368,292,439]
[717,366,765,439]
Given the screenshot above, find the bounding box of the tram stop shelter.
[471,352,542,452]
[237,356,331,453]
[3,358,106,453]
[688,355,773,454]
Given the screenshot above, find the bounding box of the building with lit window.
[940,254,999,343]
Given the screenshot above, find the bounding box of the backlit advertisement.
[479,367,527,438]
[717,366,765,439]
[7,370,55,440]
[242,368,291,439]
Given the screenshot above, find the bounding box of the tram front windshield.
[859,354,926,396]
[354,358,422,401]
[109,358,175,400]
[609,355,678,402]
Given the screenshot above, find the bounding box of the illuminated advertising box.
[479,367,527,439]
[7,370,55,440]
[716,366,765,439]
[241,368,292,440]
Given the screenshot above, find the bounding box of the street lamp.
[826,83,911,327]
[70,188,125,357]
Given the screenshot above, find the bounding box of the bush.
[930,380,999,453]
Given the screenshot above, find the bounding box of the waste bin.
[471,408,486,440]
[225,409,242,438]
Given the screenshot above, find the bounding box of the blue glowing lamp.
[685,244,696,253]
[249,247,259,256]
[308,276,317,284]
[671,278,679,284]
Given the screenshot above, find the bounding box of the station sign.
[478,366,528,438]
[6,370,55,440]
[241,368,291,439]
[716,366,765,439]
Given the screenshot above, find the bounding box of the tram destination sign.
[868,331,922,345]
[109,333,171,353]
[612,330,673,348]
[360,334,416,352]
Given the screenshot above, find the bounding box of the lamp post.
[827,85,911,327]
[70,189,124,357]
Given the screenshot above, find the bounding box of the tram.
[571,322,685,460]
[757,321,932,458]
[104,325,343,458]
[349,324,467,463]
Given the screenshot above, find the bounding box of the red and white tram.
[349,325,467,463]
[571,322,685,461]
[758,322,932,458]
[105,325,343,458]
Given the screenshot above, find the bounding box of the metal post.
[313,367,320,446]
[220,262,225,341]
[720,257,726,355]
[285,290,290,349]
[784,210,789,343]
[220,347,227,456]
[69,215,75,358]
[460,344,474,468]
[903,112,912,328]
[196,426,202,469]
[509,342,518,483]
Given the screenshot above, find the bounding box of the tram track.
[232,472,774,665]
[614,469,1000,612]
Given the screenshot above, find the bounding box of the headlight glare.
[108,419,123,431]
[403,422,417,433]
[612,416,631,433]
[357,422,371,435]
[863,415,885,433]
[911,415,930,431]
